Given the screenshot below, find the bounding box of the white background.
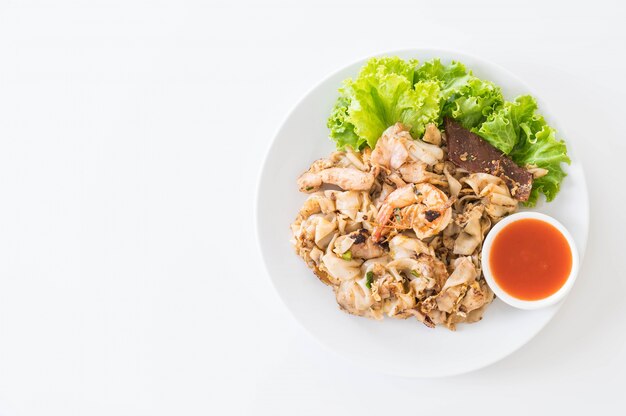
[0,0,624,415]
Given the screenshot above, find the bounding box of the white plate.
[256,49,589,377]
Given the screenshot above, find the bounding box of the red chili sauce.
[489,219,572,301]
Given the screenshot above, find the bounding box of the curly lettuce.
[415,59,503,129]
[476,95,537,154]
[327,92,361,149]
[476,95,570,204]
[327,57,570,205]
[510,113,571,205]
[329,57,441,149]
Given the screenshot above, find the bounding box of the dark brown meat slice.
[444,118,533,201]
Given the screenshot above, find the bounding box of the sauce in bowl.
[481,212,579,309]
[489,219,572,301]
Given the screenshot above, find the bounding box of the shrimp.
[371,124,411,170]
[371,123,444,169]
[372,183,453,241]
[298,168,375,192]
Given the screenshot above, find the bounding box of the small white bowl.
[481,212,580,310]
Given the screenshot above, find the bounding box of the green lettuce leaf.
[415,59,503,129]
[510,120,571,205]
[327,91,362,149]
[477,95,537,154]
[360,56,418,82]
[348,75,441,148]
[329,57,441,149]
[447,77,503,129]
[475,95,570,205]
[414,59,469,94]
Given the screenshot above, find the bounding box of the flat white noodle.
[290,122,521,330]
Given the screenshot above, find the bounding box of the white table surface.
[0,1,624,414]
